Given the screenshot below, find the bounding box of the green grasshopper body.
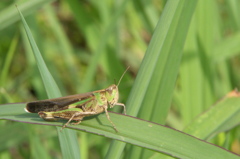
[25,67,129,132]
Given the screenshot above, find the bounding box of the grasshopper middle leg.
[62,111,98,130]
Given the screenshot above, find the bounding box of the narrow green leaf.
[44,5,80,88]
[107,0,198,158]
[76,0,129,92]
[0,103,239,159]
[213,32,240,62]
[184,91,240,140]
[0,0,54,31]
[0,33,19,87]
[16,7,80,159]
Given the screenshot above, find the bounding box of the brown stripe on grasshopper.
[25,92,94,113]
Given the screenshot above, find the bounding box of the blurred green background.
[0,0,240,158]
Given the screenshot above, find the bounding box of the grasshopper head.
[105,84,119,108]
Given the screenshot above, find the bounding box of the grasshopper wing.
[26,92,94,113]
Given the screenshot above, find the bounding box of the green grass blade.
[44,5,80,89]
[1,1,240,158]
[184,91,240,140]
[132,0,159,31]
[106,0,198,158]
[226,0,240,29]
[0,0,54,31]
[17,7,80,159]
[0,103,239,159]
[213,32,240,62]
[29,129,51,159]
[0,122,27,151]
[0,33,19,87]
[69,0,129,92]
[17,6,60,98]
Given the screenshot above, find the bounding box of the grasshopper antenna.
[117,66,130,87]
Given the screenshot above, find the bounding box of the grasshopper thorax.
[105,84,119,108]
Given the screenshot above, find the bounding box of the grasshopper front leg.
[115,103,126,115]
[103,106,118,132]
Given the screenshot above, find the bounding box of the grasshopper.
[25,67,129,132]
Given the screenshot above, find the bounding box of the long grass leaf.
[0,102,239,159]
[106,0,198,158]
[17,7,80,159]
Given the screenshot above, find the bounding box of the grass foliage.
[0,0,240,158]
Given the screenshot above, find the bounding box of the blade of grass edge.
[136,1,199,158]
[106,0,198,158]
[16,6,80,159]
[80,0,129,92]
[184,91,240,140]
[149,91,240,159]
[0,0,54,31]
[0,102,239,159]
